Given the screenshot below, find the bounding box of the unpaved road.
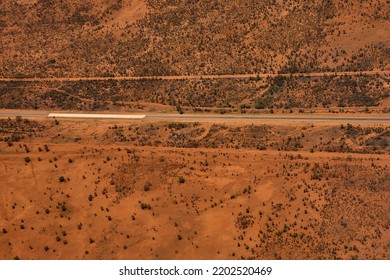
[0,70,389,82]
[0,111,389,123]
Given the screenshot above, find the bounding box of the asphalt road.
[0,111,389,123]
[146,115,390,122]
[0,112,49,118]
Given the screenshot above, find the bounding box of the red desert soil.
[0,117,388,260]
[0,0,389,260]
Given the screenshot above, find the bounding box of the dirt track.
[0,70,389,82]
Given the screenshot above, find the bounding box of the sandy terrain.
[0,0,389,261]
[0,117,388,260]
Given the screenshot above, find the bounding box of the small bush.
[143,181,152,192]
[140,203,151,210]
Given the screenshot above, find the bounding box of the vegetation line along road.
[0,71,389,82]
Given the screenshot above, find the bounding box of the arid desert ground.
[0,0,389,260]
[0,115,388,259]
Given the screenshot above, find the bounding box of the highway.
[146,115,390,122]
[0,111,388,123]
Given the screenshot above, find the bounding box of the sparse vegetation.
[0,0,388,261]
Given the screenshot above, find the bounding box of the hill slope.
[1,0,389,78]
